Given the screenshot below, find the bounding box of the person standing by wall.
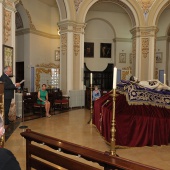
[0,66,20,126]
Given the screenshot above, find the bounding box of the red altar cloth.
[93,92,170,147]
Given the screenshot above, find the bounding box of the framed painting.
[3,45,13,77]
[100,43,111,58]
[84,42,94,57]
[119,53,126,63]
[156,52,162,63]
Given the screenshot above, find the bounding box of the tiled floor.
[4,108,170,170]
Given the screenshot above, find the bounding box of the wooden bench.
[21,129,160,170]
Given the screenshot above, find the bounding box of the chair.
[53,90,69,111]
[32,92,45,117]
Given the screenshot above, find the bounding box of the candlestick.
[90,73,93,84]
[113,67,117,89]
[164,73,166,85]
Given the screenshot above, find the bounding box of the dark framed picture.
[3,45,13,76]
[84,42,94,57]
[100,43,111,58]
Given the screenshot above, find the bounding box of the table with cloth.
[93,81,170,147]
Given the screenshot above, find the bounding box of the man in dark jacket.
[0,66,20,125]
[0,116,21,170]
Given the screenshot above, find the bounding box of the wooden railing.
[21,129,160,170]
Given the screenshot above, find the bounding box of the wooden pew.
[21,129,160,170]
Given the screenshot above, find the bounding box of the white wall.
[15,0,60,90]
[84,10,132,72]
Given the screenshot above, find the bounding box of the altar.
[93,81,170,147]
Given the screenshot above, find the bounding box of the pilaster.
[130,26,158,80]
[58,20,86,94]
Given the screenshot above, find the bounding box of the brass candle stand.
[110,89,116,156]
[88,83,93,124]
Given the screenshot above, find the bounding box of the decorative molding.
[16,28,60,39]
[36,63,59,68]
[132,38,136,59]
[16,0,36,30]
[73,34,80,56]
[136,0,156,14]
[113,38,132,42]
[74,0,83,12]
[142,38,149,58]
[35,68,52,91]
[58,21,86,34]
[25,9,36,30]
[35,63,60,91]
[61,34,67,56]
[3,9,12,43]
[130,26,158,38]
[3,0,16,11]
[15,11,23,29]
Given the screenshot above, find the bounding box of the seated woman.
[130,76,170,91]
[37,84,51,117]
[92,85,101,101]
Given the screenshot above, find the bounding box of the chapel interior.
[0,0,170,169]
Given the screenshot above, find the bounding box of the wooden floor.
[4,108,170,170]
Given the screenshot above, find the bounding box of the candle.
[113,67,117,89]
[90,73,93,84]
[164,73,166,85]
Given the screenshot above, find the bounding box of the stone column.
[58,21,86,94]
[131,26,158,80]
[0,0,17,78]
[0,2,3,74]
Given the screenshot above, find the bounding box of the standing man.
[0,66,20,126]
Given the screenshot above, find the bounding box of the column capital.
[130,26,159,38]
[0,0,17,12]
[58,20,86,34]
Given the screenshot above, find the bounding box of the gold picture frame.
[3,45,13,77]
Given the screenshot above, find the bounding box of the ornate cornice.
[16,28,60,39]
[130,26,158,38]
[58,20,86,34]
[113,38,132,42]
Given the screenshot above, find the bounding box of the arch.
[77,0,144,27]
[148,0,170,26]
[86,18,116,37]
[15,2,34,29]
[56,0,77,21]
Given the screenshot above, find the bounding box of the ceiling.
[37,0,57,7]
[90,2,126,13]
